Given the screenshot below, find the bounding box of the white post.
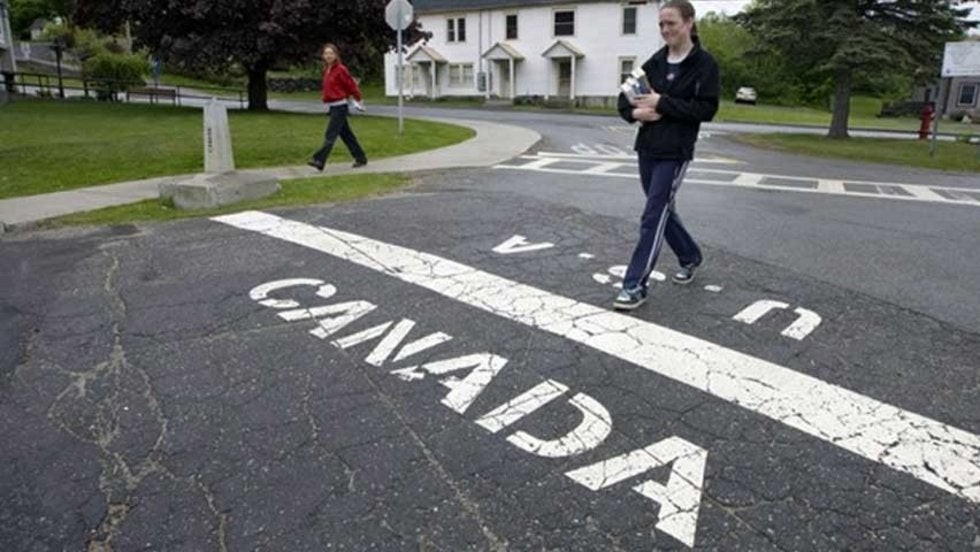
[396,3,404,135]
[509,58,515,99]
[204,99,235,174]
[570,56,576,100]
[431,63,436,100]
[545,60,551,100]
[485,60,491,101]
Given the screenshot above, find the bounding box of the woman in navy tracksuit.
[308,43,368,171]
[613,0,719,311]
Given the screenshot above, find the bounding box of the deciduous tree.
[738,0,973,138]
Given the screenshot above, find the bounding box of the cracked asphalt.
[2,111,979,551]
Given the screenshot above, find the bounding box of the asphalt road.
[2,107,978,551]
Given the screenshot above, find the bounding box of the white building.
[384,0,664,106]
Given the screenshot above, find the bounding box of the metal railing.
[1,71,248,109]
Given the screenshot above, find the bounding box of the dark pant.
[312,105,367,164]
[622,156,702,290]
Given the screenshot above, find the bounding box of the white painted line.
[493,164,980,208]
[902,185,964,203]
[533,151,741,165]
[578,253,596,260]
[608,265,627,278]
[817,180,846,194]
[582,162,628,175]
[733,300,791,325]
[476,380,569,433]
[539,151,634,161]
[392,331,453,363]
[704,285,723,293]
[214,211,980,505]
[781,308,822,341]
[519,157,562,170]
[732,173,765,187]
[566,436,707,548]
[493,235,555,255]
[595,144,629,156]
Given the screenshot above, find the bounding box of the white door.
[557,60,571,98]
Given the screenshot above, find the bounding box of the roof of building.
[407,44,449,64]
[413,0,622,14]
[541,39,586,58]
[483,42,526,60]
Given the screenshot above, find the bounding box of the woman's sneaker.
[672,263,698,285]
[613,286,648,311]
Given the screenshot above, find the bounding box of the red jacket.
[321,63,362,103]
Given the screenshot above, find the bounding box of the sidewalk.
[0,116,540,233]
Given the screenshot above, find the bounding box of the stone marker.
[204,99,235,174]
[162,99,280,210]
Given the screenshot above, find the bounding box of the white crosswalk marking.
[215,211,980,506]
[495,154,980,207]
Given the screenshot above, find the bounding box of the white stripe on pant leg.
[213,211,980,504]
[641,161,690,285]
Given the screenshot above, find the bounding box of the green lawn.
[716,98,977,136]
[733,133,980,173]
[41,173,412,228]
[191,75,980,136]
[0,99,474,199]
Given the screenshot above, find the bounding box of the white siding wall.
[384,2,663,99]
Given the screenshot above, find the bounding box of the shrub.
[83,52,149,100]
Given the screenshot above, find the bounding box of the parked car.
[735,86,757,105]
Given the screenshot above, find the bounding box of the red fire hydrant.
[918,103,935,140]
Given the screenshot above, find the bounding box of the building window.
[623,6,637,35]
[619,57,635,84]
[958,83,978,106]
[449,63,474,87]
[506,14,518,40]
[447,17,466,42]
[554,10,575,36]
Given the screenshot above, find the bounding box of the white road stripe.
[732,173,764,187]
[213,211,980,505]
[519,157,561,170]
[535,151,742,165]
[817,179,847,194]
[582,162,627,175]
[902,186,955,202]
[495,162,980,207]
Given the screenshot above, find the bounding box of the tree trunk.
[246,63,268,111]
[828,68,852,139]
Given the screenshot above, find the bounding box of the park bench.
[126,86,178,105]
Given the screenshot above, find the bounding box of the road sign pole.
[397,7,404,135]
[385,0,412,135]
[930,78,950,159]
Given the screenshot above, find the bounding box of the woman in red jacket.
[308,43,368,171]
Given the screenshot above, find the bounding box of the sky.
[695,0,980,29]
